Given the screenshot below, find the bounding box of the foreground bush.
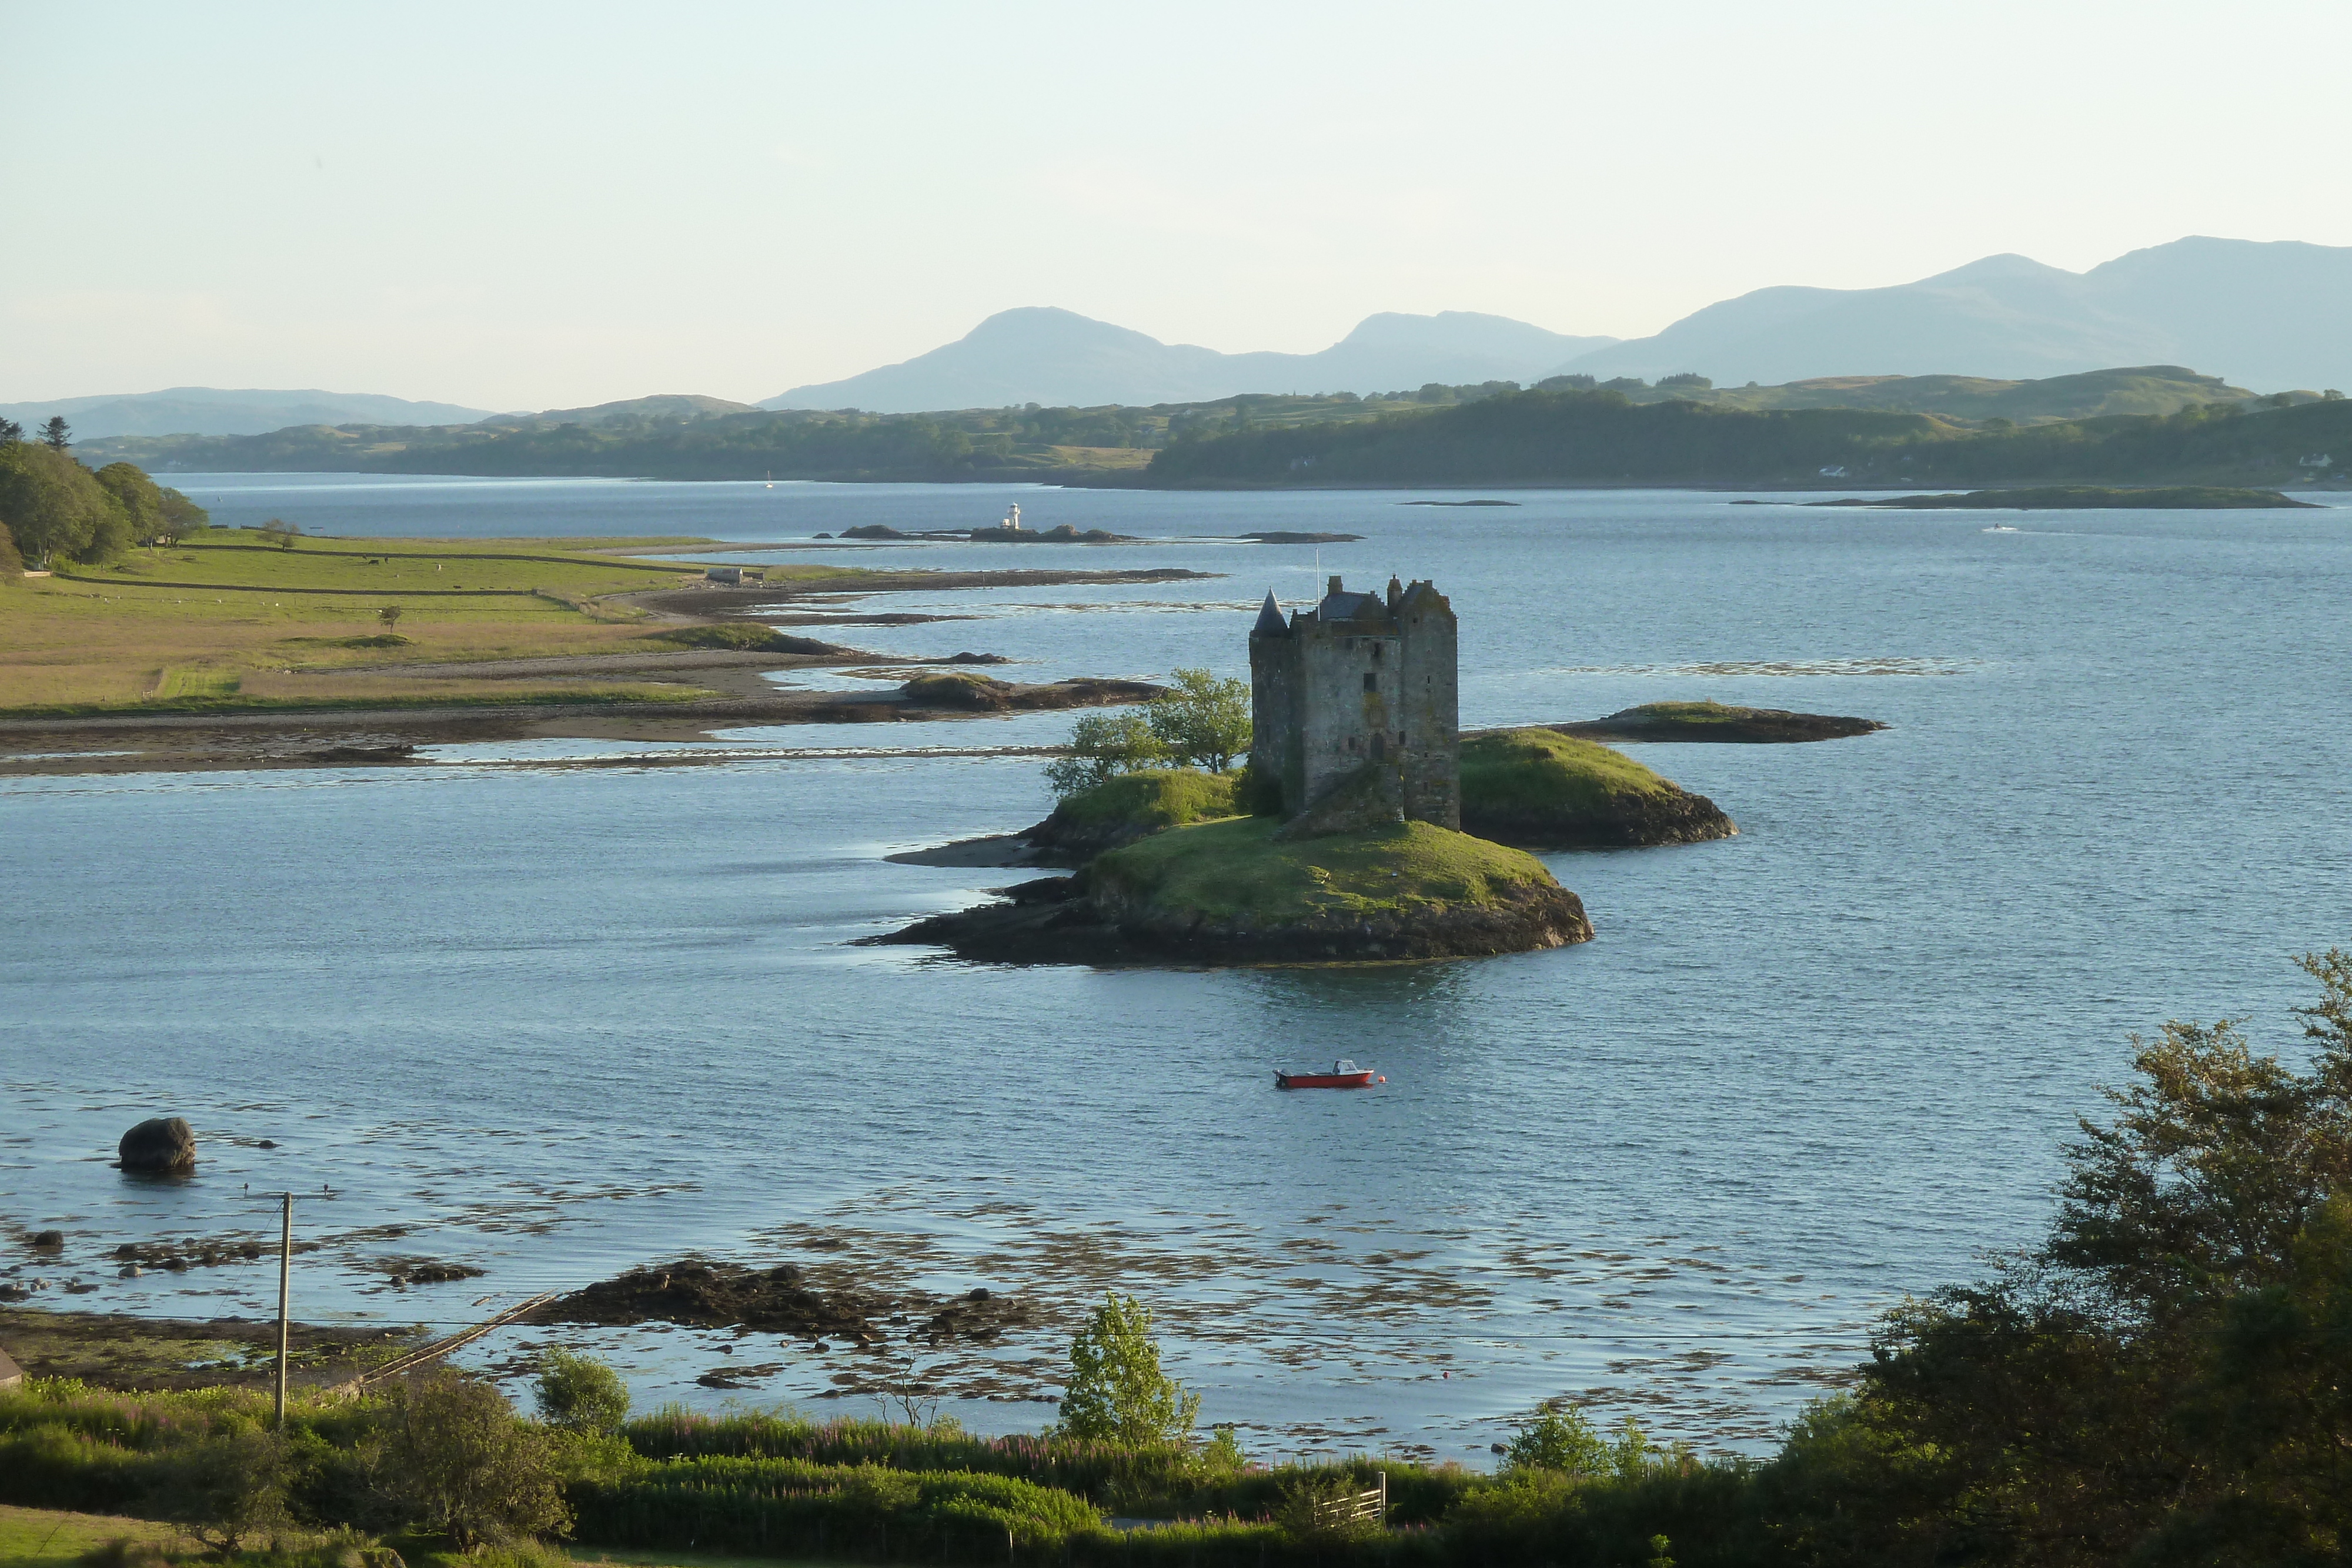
[377,1371,570,1549]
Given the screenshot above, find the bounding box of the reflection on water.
[4,478,2350,1461]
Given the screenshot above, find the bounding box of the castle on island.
[1249,575,1460,833]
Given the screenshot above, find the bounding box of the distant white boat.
[1983,524,2019,533]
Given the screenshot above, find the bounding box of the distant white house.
[704,566,765,584]
[2299,453,2333,469]
[1818,465,1850,479]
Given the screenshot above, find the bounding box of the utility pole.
[275,1193,293,1427]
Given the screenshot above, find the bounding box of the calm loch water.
[4,475,2348,1461]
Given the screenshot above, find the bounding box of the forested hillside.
[1141,387,2352,489]
[74,372,2348,489]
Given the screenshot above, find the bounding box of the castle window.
[1363,672,1378,691]
[1371,735,1386,761]
[1371,643,1382,662]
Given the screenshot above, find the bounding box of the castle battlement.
[1248,574,1460,831]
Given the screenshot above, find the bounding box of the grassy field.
[0,1506,189,1568]
[1090,815,1558,922]
[0,534,854,716]
[0,1507,857,1568]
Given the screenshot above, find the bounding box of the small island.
[878,817,1589,964]
[1546,700,1885,744]
[879,577,1755,966]
[1814,485,2318,510]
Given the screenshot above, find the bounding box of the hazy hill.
[1561,238,2352,390]
[479,394,756,427]
[1621,365,2254,422]
[762,306,1618,412]
[0,386,496,439]
[81,363,2303,485]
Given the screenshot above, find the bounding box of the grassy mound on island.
[881,815,1592,963]
[1460,728,1736,847]
[1025,767,1239,860]
[1075,814,1595,960]
[1090,815,1548,924]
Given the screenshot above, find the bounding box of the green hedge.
[1,1382,1769,1568]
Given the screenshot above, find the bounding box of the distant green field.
[58,537,720,599]
[0,534,857,715]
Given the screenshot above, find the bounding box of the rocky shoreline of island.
[873,833,1594,967]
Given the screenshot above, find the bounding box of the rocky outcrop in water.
[118,1118,198,1174]
[536,1257,1031,1347]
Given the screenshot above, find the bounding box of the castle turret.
[1248,589,1302,811]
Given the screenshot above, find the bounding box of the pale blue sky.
[6,0,2347,409]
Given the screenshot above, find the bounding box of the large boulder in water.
[119,1117,198,1174]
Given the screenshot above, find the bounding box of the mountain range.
[1568,238,2352,390]
[759,309,1620,412]
[16,238,2348,437]
[762,237,2348,411]
[0,387,495,440]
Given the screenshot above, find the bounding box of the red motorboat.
[1275,1058,1384,1089]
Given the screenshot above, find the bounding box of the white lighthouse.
[1002,502,1022,531]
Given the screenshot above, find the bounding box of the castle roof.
[1396,579,1452,615]
[1252,590,1288,636]
[1320,589,1390,622]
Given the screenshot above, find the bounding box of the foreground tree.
[1773,951,2352,1564]
[375,1369,570,1548]
[1057,1291,1200,1447]
[155,485,209,543]
[0,441,125,566]
[94,463,168,547]
[158,1421,290,1552]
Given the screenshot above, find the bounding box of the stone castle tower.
[1248,574,1460,831]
